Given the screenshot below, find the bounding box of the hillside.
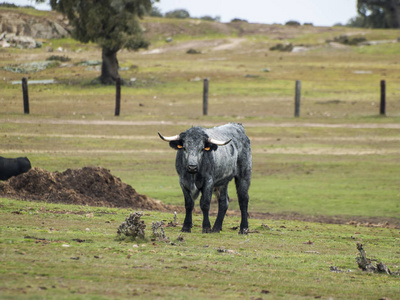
[1,6,398,47]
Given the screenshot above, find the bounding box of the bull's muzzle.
[187,164,198,174]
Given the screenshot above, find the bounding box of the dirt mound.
[0,167,171,211]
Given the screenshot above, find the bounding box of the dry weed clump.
[117,212,146,239]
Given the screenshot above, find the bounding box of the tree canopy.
[37,0,156,84]
[351,0,400,28]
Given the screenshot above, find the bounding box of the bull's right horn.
[158,132,180,142]
[208,138,232,146]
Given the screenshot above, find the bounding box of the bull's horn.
[208,138,232,146]
[158,132,180,142]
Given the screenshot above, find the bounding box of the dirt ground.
[1,166,398,229]
[0,167,179,212]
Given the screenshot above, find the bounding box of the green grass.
[1,198,399,299]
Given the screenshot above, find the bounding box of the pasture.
[1,8,400,299]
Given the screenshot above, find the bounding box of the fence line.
[115,77,121,116]
[18,78,390,117]
[294,80,301,118]
[380,80,386,116]
[22,77,29,114]
[203,78,209,116]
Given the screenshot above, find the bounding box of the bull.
[158,123,252,234]
[0,156,31,181]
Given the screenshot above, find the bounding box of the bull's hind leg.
[235,177,250,234]
[212,184,229,233]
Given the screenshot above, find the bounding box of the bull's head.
[158,128,231,174]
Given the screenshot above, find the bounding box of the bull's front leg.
[181,188,194,233]
[212,185,229,233]
[199,187,213,233]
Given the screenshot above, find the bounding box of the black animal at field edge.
[0,156,31,181]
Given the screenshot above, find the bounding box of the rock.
[292,46,309,53]
[0,32,40,49]
[0,10,70,39]
[10,35,38,49]
[0,40,10,48]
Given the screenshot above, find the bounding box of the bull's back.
[206,123,251,184]
[206,123,250,154]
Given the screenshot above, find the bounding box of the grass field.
[1,198,400,299]
[1,8,400,299]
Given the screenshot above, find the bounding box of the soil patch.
[245,211,400,230]
[0,167,180,211]
[1,167,398,229]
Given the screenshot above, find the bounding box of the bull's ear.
[204,142,218,151]
[170,140,183,150]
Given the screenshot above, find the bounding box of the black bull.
[0,156,31,181]
[159,123,252,234]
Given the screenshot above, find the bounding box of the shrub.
[46,55,71,62]
[285,20,301,26]
[165,9,190,19]
[269,43,293,52]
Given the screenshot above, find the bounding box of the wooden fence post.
[294,80,301,117]
[380,80,386,116]
[115,77,121,116]
[203,78,209,116]
[22,77,29,114]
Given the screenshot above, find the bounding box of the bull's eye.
[204,147,211,151]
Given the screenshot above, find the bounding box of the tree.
[165,9,190,19]
[37,0,155,84]
[148,6,163,17]
[356,0,400,28]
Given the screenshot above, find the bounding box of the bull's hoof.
[181,227,191,233]
[202,227,212,233]
[211,227,221,233]
[238,228,249,235]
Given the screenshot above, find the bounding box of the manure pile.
[0,167,170,211]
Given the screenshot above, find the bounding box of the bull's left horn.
[158,132,180,142]
[208,138,232,146]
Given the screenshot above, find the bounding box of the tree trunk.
[100,47,119,85]
[387,0,400,28]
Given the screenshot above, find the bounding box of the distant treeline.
[150,2,400,29]
[149,7,221,22]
